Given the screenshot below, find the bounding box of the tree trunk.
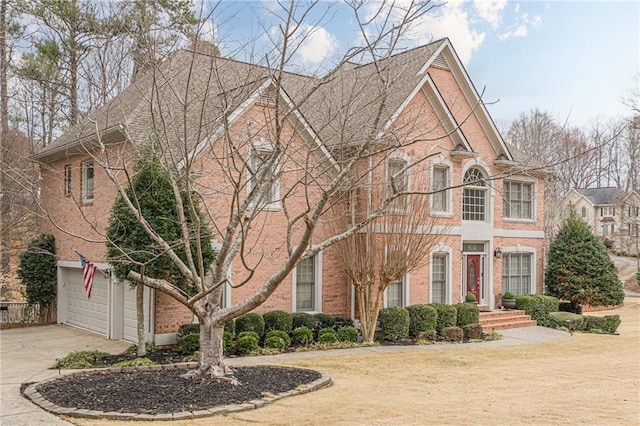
[136,282,146,356]
[0,0,10,274]
[198,317,230,377]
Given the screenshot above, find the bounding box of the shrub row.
[233,311,354,337]
[515,295,559,326]
[547,312,621,333]
[176,320,359,356]
[380,303,480,341]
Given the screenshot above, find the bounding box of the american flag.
[78,253,97,299]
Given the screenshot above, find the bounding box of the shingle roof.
[575,187,626,205]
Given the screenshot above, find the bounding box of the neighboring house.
[562,187,640,255]
[32,38,549,344]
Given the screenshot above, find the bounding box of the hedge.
[235,313,265,337]
[263,310,293,334]
[235,331,260,354]
[548,311,584,330]
[336,326,358,342]
[291,326,314,345]
[292,312,315,330]
[454,303,479,327]
[515,295,559,326]
[440,326,463,342]
[318,327,338,343]
[379,307,410,341]
[263,330,291,349]
[462,323,483,340]
[406,304,437,337]
[430,303,457,332]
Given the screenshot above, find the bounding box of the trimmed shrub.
[379,307,410,341]
[406,304,437,337]
[559,302,583,314]
[455,303,479,327]
[318,327,338,343]
[515,295,559,326]
[602,315,621,333]
[177,333,200,355]
[178,323,199,337]
[548,312,584,330]
[223,331,233,352]
[292,312,315,330]
[417,330,437,341]
[462,323,483,340]
[336,326,358,342]
[113,357,156,368]
[235,331,260,355]
[224,320,235,335]
[235,313,265,337]
[264,330,291,349]
[440,326,463,342]
[430,303,457,332]
[465,293,477,303]
[582,315,606,331]
[263,310,293,334]
[333,316,355,329]
[313,313,336,331]
[291,326,314,345]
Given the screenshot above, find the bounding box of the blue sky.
[202,1,639,128]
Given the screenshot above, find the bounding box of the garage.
[57,261,153,342]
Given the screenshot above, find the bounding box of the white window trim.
[291,250,323,313]
[383,273,410,308]
[82,160,94,204]
[247,139,281,211]
[429,244,452,304]
[461,162,493,223]
[430,157,453,217]
[502,176,537,223]
[501,245,537,295]
[209,240,232,308]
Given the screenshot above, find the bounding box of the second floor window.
[462,168,486,221]
[82,160,94,204]
[248,148,278,206]
[387,159,408,211]
[503,181,533,219]
[64,164,72,196]
[432,166,450,213]
[600,207,615,217]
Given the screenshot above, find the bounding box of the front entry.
[466,255,481,302]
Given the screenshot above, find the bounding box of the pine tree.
[545,210,624,311]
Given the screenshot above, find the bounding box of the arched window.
[462,168,487,221]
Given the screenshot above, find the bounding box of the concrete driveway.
[0,324,129,426]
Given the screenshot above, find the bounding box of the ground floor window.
[385,276,408,308]
[295,256,316,311]
[431,254,448,303]
[502,253,532,295]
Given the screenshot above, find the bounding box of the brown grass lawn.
[72,299,640,426]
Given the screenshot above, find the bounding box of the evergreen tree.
[17,234,57,307]
[106,158,215,295]
[545,210,624,311]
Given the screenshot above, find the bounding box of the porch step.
[479,309,537,333]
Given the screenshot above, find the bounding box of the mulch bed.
[36,366,321,414]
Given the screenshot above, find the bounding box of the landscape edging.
[23,364,331,421]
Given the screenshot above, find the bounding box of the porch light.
[494,248,503,258]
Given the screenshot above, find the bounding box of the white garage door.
[62,267,109,336]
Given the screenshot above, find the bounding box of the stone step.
[479,309,537,333]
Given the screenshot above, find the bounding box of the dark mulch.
[36,366,321,414]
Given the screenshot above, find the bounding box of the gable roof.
[574,187,627,206]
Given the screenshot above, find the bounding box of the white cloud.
[515,3,521,13]
[473,0,508,28]
[498,9,542,41]
[499,24,528,40]
[296,25,338,65]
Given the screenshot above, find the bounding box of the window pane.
[83,161,94,202]
[432,167,448,212]
[388,159,408,210]
[432,255,447,303]
[296,257,315,311]
[387,280,403,308]
[503,181,533,219]
[463,188,485,221]
[502,253,532,295]
[250,149,277,204]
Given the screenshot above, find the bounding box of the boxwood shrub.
[177,333,200,355]
[333,316,355,329]
[455,303,479,327]
[582,315,606,331]
[235,331,260,354]
[462,323,483,340]
[318,327,338,343]
[235,313,265,337]
[263,330,291,349]
[263,310,293,334]
[602,315,621,333]
[406,304,437,337]
[291,326,314,345]
[440,326,463,342]
[336,326,358,342]
[223,331,233,352]
[548,311,584,330]
[516,295,559,326]
[313,313,336,331]
[292,312,315,330]
[430,303,457,332]
[379,307,410,341]
[224,320,235,335]
[178,323,199,337]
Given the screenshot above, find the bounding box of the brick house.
[563,187,640,255]
[32,38,549,344]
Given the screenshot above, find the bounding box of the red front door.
[466,255,481,303]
